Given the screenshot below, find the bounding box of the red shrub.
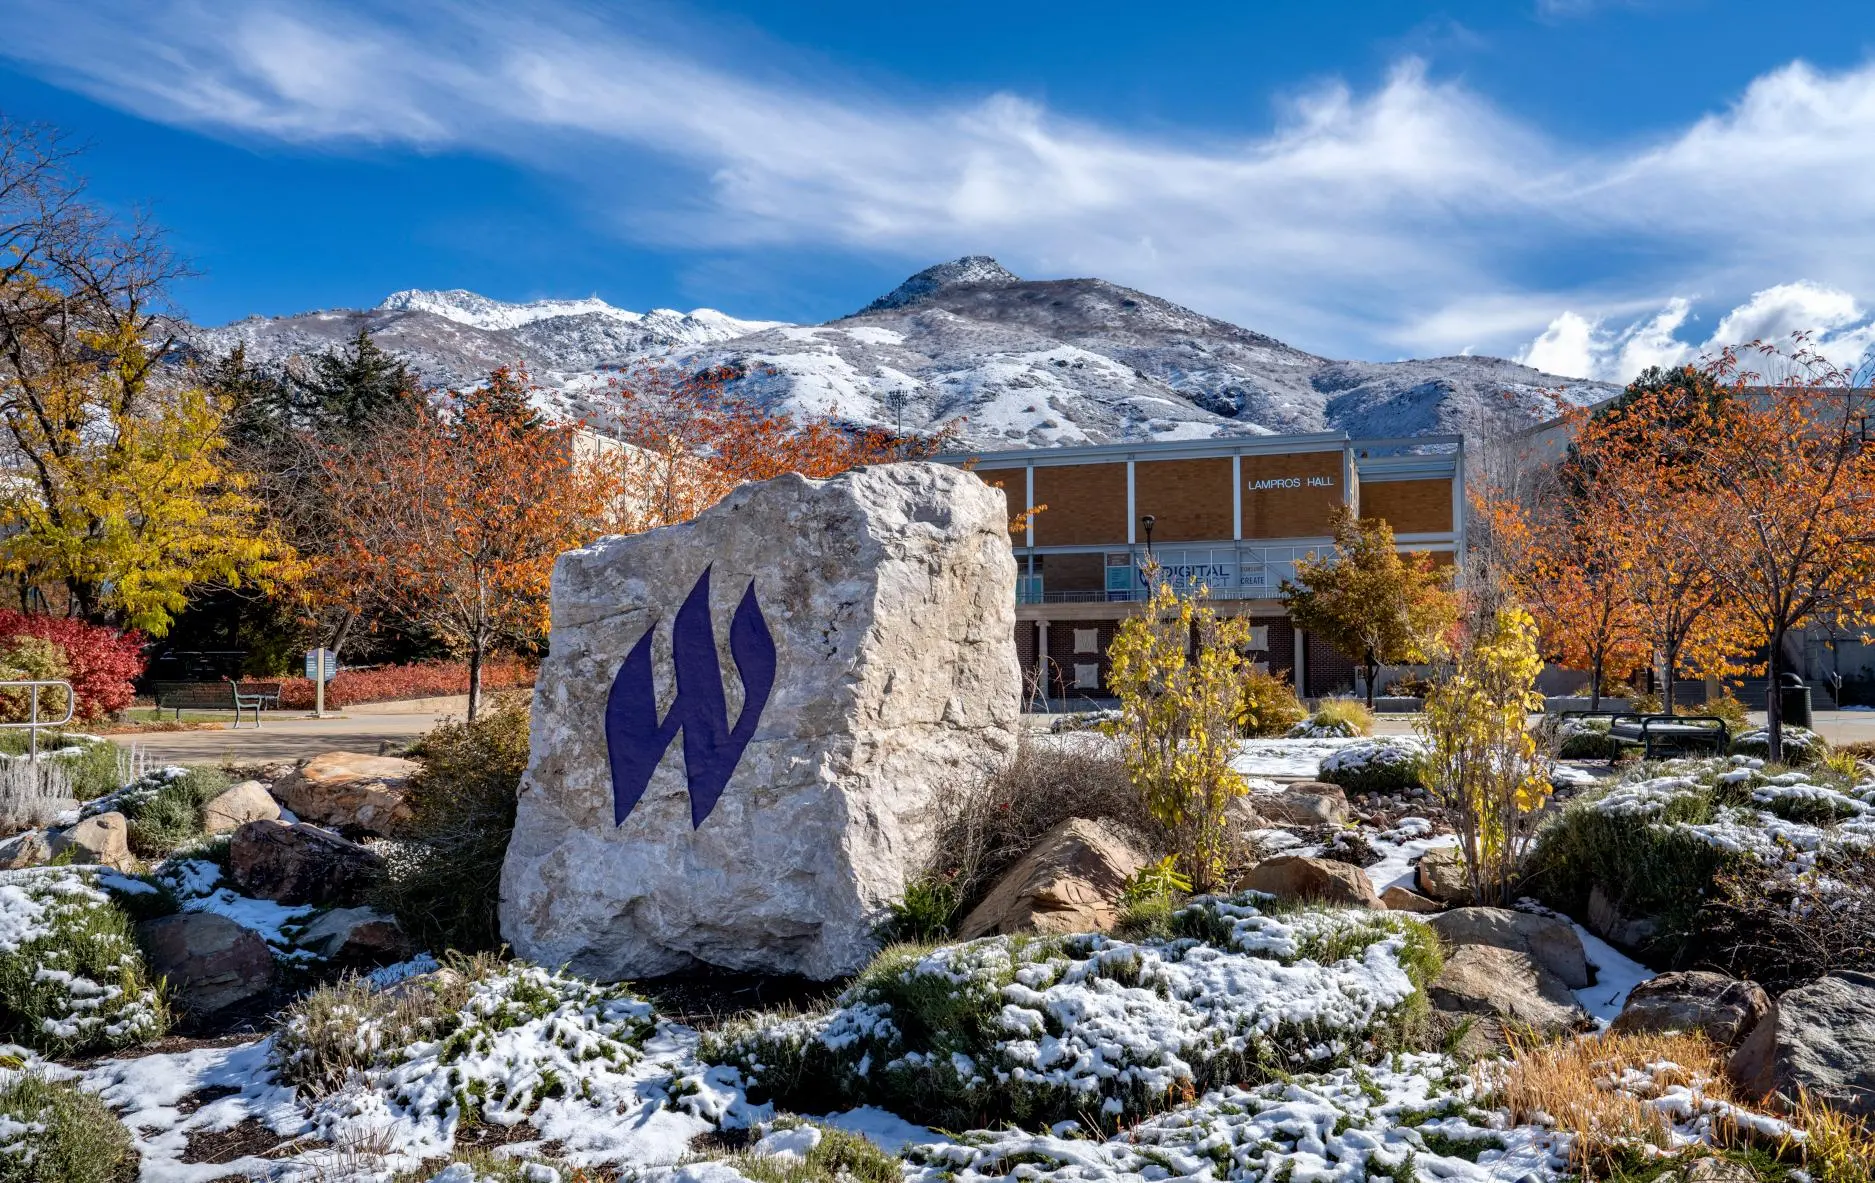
[0,612,144,722]
[275,658,536,710]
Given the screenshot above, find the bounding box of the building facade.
[939,433,1464,700]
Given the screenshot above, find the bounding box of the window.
[1246,625,1269,650]
[1074,663,1101,690]
[1073,628,1099,654]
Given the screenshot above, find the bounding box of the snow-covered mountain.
[193,259,1615,450]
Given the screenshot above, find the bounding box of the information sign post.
[304,648,336,717]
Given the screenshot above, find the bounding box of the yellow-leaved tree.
[1106,569,1252,893]
[1415,605,1550,905]
[0,122,284,633]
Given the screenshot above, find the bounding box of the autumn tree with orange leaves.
[601,364,949,531]
[1669,341,1875,759]
[1563,376,1748,709]
[320,369,620,719]
[1480,482,1643,710]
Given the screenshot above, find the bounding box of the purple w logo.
[605,566,777,829]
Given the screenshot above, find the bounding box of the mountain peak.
[854,256,1021,316]
[378,288,633,331]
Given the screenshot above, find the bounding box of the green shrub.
[1238,669,1307,737]
[1317,739,1428,796]
[1555,718,1628,761]
[1288,697,1375,738]
[1526,784,1732,959]
[707,899,1439,1132]
[882,876,960,944]
[716,1121,903,1183]
[1730,726,1828,765]
[1704,693,1749,731]
[0,733,127,801]
[370,697,530,953]
[0,1072,137,1183]
[118,767,230,856]
[0,869,167,1054]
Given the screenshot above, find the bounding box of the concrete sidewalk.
[104,695,475,765]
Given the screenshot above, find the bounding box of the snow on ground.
[818,1106,939,1153]
[1571,923,1654,1024]
[85,1040,306,1183]
[157,857,316,952]
[1362,819,1458,895]
[1231,737,1368,779]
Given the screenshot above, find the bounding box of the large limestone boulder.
[138,912,274,1016]
[1428,907,1591,989]
[1729,971,1875,1116]
[274,753,420,835]
[501,463,1021,980]
[1237,854,1383,909]
[956,818,1147,939]
[1612,971,1771,1047]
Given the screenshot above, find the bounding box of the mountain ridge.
[191,258,1615,450]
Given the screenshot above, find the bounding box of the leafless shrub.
[927,735,1161,916]
[1702,855,1875,993]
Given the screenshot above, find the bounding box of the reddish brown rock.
[1236,854,1383,909]
[273,752,421,835]
[229,819,383,905]
[956,818,1147,939]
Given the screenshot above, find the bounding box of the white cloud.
[1517,285,1875,382]
[4,0,1875,368]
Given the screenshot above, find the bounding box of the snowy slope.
[191,259,1615,450]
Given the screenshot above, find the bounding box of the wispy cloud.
[5,0,1875,377]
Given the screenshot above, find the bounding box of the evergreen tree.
[290,327,419,434]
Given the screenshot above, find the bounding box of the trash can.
[1779,671,1813,728]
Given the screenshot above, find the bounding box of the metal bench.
[152,680,266,728]
[1564,709,1728,760]
[235,680,283,713]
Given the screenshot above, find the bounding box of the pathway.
[103,696,472,764]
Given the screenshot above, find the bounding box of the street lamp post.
[1139,514,1157,598]
[884,389,908,437]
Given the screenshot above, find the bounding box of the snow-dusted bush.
[0,868,166,1054]
[272,957,655,1136]
[1316,738,1427,796]
[0,1070,137,1183]
[114,766,229,856]
[1532,760,1875,965]
[707,896,1440,1131]
[1730,726,1827,765]
[1555,716,1627,761]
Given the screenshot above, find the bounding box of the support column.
[1293,626,1308,699]
[1035,619,1051,708]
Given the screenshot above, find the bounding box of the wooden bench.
[152,680,270,728]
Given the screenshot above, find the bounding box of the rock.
[228,820,384,905]
[1381,885,1443,913]
[1414,847,1470,904]
[1728,971,1875,1117]
[48,811,133,872]
[292,907,412,963]
[1588,884,1662,949]
[955,818,1147,939]
[500,462,1021,980]
[1237,854,1383,909]
[1246,781,1349,827]
[0,829,50,870]
[1682,1160,1758,1183]
[138,912,274,1015]
[1427,907,1591,989]
[1611,971,1772,1047]
[201,781,282,834]
[273,753,421,835]
[1428,945,1590,1036]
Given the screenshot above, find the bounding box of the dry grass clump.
[1496,1029,1875,1181]
[927,736,1158,921]
[269,953,496,1095]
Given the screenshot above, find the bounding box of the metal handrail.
[0,680,75,759]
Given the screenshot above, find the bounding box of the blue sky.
[1,0,1873,380]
